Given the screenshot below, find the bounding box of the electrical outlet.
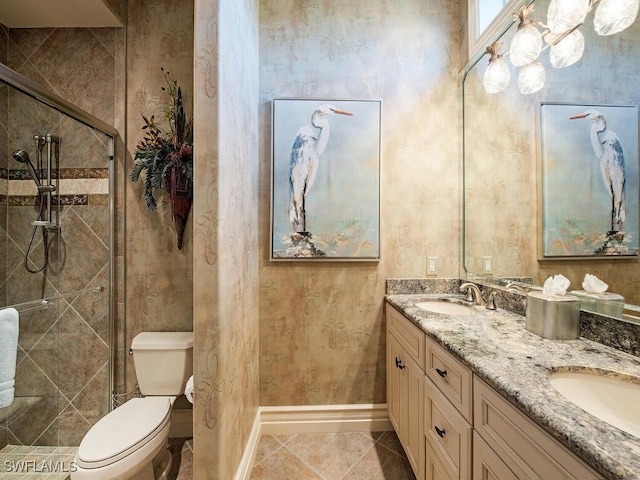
[427,256,437,276]
[483,256,493,274]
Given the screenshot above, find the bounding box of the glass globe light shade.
[483,57,511,93]
[510,23,542,66]
[547,0,589,33]
[518,61,546,94]
[550,29,585,68]
[594,0,640,36]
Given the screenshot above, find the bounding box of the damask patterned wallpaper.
[124,0,194,393]
[258,0,462,406]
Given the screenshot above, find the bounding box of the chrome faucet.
[505,281,526,294]
[459,282,485,306]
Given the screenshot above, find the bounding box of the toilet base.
[153,450,172,480]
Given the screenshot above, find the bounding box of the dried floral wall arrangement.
[130,68,193,250]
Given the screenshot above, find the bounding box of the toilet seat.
[76,397,172,469]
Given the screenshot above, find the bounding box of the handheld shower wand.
[12,149,42,186]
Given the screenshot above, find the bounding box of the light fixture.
[518,61,546,94]
[510,4,543,66]
[547,0,589,33]
[483,0,638,94]
[549,29,585,68]
[594,0,640,36]
[483,42,511,93]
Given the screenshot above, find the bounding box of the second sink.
[548,370,640,438]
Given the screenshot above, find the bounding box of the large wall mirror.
[463,0,640,320]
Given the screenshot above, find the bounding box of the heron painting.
[271,99,381,260]
[539,103,638,257]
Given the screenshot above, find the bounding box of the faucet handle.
[486,291,497,310]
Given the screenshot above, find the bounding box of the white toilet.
[72,331,193,480]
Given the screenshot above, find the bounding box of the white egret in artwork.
[569,109,626,233]
[289,104,353,233]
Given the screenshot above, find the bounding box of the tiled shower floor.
[0,445,77,479]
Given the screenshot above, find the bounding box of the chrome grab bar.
[2,286,104,314]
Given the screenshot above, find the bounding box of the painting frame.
[538,102,639,259]
[270,98,381,261]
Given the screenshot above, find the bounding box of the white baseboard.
[234,403,392,479]
[259,403,392,435]
[234,409,262,480]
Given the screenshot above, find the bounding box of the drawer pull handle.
[395,357,406,370]
[435,426,446,438]
[436,368,447,378]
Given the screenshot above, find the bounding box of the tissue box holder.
[525,291,580,340]
[570,290,625,318]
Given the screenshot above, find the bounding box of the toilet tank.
[131,332,193,395]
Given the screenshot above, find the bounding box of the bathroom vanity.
[385,291,640,480]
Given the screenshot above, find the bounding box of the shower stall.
[0,63,116,478]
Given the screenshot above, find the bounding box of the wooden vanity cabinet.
[386,302,604,480]
[386,304,425,478]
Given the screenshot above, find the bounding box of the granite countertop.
[386,293,640,480]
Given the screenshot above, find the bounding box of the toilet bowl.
[72,332,193,480]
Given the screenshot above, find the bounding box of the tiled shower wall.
[0,23,7,450]
[0,26,123,447]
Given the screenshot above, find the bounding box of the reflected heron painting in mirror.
[569,109,626,234]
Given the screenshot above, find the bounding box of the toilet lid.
[77,397,172,468]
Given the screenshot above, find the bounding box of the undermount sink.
[414,301,475,316]
[548,370,640,438]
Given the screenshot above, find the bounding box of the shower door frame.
[0,62,119,408]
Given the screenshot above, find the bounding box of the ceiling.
[0,0,122,28]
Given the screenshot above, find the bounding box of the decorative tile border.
[7,167,109,180]
[5,194,108,206]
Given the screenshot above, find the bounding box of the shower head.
[12,150,41,186]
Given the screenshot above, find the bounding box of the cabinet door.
[473,431,517,480]
[404,349,425,479]
[387,331,403,435]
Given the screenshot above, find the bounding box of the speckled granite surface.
[385,293,640,480]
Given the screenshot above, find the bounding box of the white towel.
[0,308,19,408]
[184,375,194,404]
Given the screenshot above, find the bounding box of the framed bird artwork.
[270,98,381,261]
[538,102,639,258]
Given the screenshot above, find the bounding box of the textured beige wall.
[193,0,260,479]
[258,1,462,406]
[125,0,194,392]
[464,0,640,304]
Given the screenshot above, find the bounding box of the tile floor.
[168,438,193,480]
[0,445,77,479]
[249,431,416,480]
[0,431,413,480]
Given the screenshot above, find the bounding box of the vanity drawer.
[386,304,425,369]
[474,377,603,480]
[425,376,472,480]
[425,336,473,422]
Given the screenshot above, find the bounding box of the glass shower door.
[0,77,112,478]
